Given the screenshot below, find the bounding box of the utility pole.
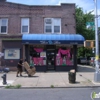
[94,0,100,82]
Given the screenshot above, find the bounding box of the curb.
[0,85,100,89]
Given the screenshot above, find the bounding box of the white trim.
[21,18,29,34]
[0,18,8,34]
[44,18,61,34]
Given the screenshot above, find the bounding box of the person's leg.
[19,68,23,76]
[16,68,19,77]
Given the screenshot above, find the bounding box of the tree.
[76,6,95,40]
[76,6,95,57]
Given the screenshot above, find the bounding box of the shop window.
[29,46,46,66]
[21,18,29,34]
[56,48,74,66]
[0,18,8,34]
[44,18,61,33]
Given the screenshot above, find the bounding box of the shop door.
[46,45,56,70]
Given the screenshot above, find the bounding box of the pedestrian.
[16,58,23,77]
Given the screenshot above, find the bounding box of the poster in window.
[4,49,20,59]
[40,52,46,57]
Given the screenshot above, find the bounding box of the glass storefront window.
[29,45,46,66]
[29,45,74,66]
[56,48,74,66]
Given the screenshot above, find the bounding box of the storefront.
[22,34,85,72]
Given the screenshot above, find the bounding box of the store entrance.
[46,45,56,70]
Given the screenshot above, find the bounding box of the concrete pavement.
[0,65,100,88]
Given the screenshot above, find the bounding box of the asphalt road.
[0,87,100,100]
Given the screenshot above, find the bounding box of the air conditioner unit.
[45,19,52,24]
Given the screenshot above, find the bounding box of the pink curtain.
[34,48,43,53]
[33,58,38,65]
[58,48,71,58]
[56,57,63,65]
[33,57,43,65]
[66,60,72,65]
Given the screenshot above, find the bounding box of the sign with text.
[40,40,61,44]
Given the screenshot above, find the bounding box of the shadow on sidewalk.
[77,65,95,72]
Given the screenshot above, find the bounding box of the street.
[0,87,100,100]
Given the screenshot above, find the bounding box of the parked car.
[77,57,92,65]
[77,57,87,65]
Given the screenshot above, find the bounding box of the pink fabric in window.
[66,60,72,65]
[60,58,63,65]
[33,57,43,65]
[33,58,38,65]
[34,48,43,53]
[58,48,71,58]
[56,57,63,65]
[38,57,43,65]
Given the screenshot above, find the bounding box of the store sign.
[40,41,48,44]
[4,49,20,59]
[54,41,61,44]
[40,40,61,44]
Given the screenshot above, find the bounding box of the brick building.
[0,0,85,71]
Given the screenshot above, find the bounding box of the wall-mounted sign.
[40,40,61,44]
[4,49,20,59]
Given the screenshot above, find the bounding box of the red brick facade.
[0,1,76,34]
[0,0,76,69]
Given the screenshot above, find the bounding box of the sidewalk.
[0,65,100,88]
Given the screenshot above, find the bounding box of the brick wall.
[0,2,76,68]
[0,2,76,34]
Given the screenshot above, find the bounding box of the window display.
[30,46,46,66]
[29,45,74,66]
[56,48,73,66]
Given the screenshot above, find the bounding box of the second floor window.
[21,18,29,34]
[0,18,8,34]
[44,18,61,34]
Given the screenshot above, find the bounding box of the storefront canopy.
[22,34,85,45]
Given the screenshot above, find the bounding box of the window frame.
[44,18,61,34]
[21,18,29,34]
[0,18,8,34]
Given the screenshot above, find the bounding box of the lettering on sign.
[40,41,48,44]
[54,41,61,44]
[40,40,61,44]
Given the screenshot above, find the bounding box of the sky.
[7,0,100,27]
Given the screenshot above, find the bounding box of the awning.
[22,34,85,45]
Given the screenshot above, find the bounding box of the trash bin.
[68,69,76,83]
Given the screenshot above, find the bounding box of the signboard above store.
[23,40,83,45]
[40,40,61,44]
[22,34,85,45]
